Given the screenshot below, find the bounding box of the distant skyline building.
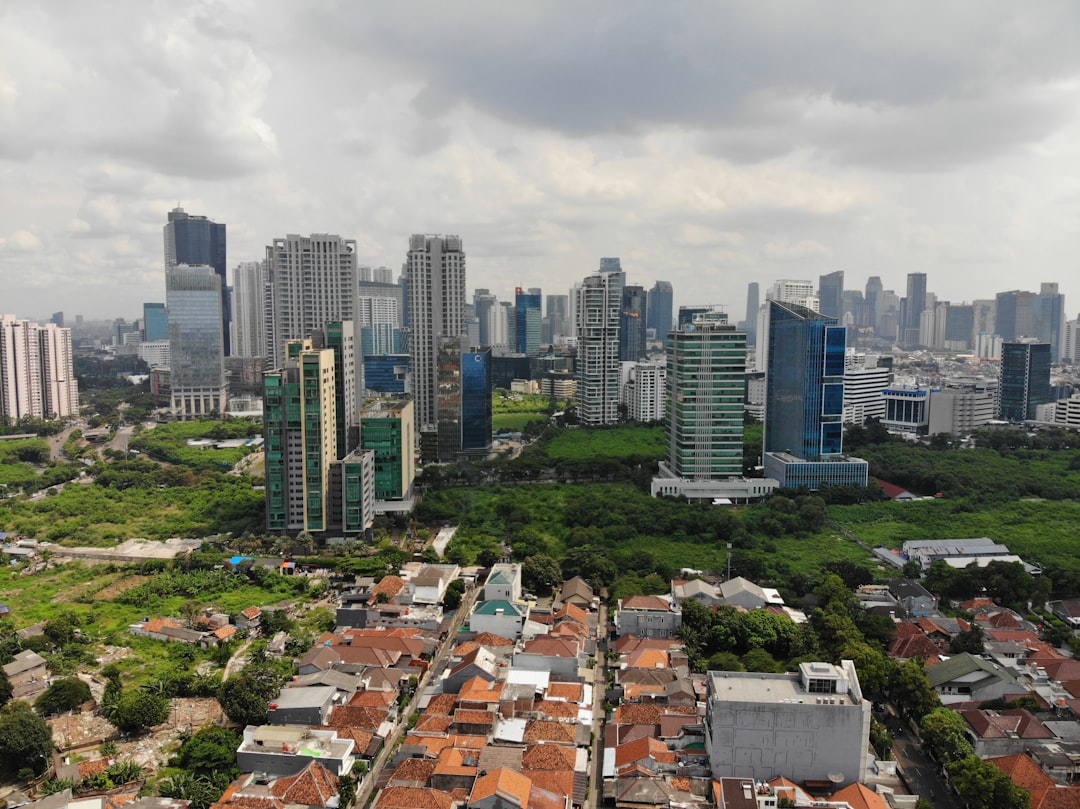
[406,234,467,438]
[743,282,759,345]
[142,302,168,343]
[230,261,265,359]
[263,233,358,368]
[164,207,229,355]
[619,283,648,361]
[165,265,227,419]
[0,314,78,421]
[995,289,1038,343]
[818,271,844,320]
[514,287,541,356]
[1037,282,1065,360]
[1064,316,1080,364]
[543,293,569,344]
[647,280,673,345]
[575,260,623,425]
[998,340,1051,422]
[763,300,868,489]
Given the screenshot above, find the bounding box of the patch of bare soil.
[95,575,150,601]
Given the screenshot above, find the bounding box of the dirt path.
[222,638,254,680]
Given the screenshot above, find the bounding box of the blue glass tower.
[461,347,493,455]
[764,300,867,488]
[165,207,229,355]
[143,302,168,342]
[515,287,541,356]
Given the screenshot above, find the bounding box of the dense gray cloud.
[2,1,1079,320]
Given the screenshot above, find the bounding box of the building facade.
[999,340,1051,422]
[263,234,358,368]
[647,280,674,345]
[619,284,648,361]
[575,261,623,425]
[359,398,415,502]
[406,234,467,436]
[230,260,266,359]
[164,207,229,355]
[142,302,168,342]
[0,315,79,420]
[623,362,666,423]
[166,265,227,419]
[514,287,541,356]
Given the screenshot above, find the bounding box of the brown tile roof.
[987,753,1057,791]
[425,693,459,715]
[555,604,588,625]
[523,770,575,800]
[477,745,525,772]
[522,743,576,771]
[374,786,453,809]
[452,641,481,657]
[528,784,566,809]
[534,701,579,720]
[389,758,437,786]
[524,720,577,745]
[143,617,183,634]
[623,683,666,701]
[960,709,1052,740]
[271,761,338,808]
[413,715,454,734]
[619,595,673,611]
[459,681,504,704]
[615,737,674,769]
[349,690,397,707]
[986,628,1041,644]
[613,635,679,654]
[472,632,514,647]
[614,704,695,725]
[78,759,110,778]
[470,768,532,808]
[241,606,262,619]
[544,683,583,702]
[404,733,453,756]
[889,632,943,661]
[521,636,580,658]
[453,708,496,725]
[1030,786,1080,809]
[550,622,589,639]
[372,576,406,599]
[214,625,238,641]
[327,705,389,730]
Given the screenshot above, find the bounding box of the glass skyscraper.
[515,287,542,356]
[165,265,226,419]
[142,302,168,342]
[999,340,1051,421]
[462,347,493,456]
[164,208,229,354]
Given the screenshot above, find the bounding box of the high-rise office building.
[619,284,648,361]
[475,290,497,347]
[818,271,844,320]
[647,281,674,345]
[0,315,79,420]
[999,340,1051,422]
[575,260,623,425]
[743,282,759,345]
[230,261,265,359]
[360,398,416,504]
[762,301,867,489]
[406,234,467,436]
[864,277,882,333]
[430,337,491,462]
[543,293,570,345]
[1037,282,1065,360]
[142,302,169,343]
[515,287,542,356]
[166,265,227,419]
[1064,316,1080,364]
[898,272,927,346]
[164,208,229,355]
[263,234,358,368]
[664,311,746,479]
[995,289,1038,343]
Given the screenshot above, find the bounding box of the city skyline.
[4,3,1080,320]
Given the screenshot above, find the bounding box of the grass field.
[545,424,665,461]
[493,413,546,431]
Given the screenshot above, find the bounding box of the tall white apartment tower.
[231,260,266,359]
[264,234,358,368]
[575,260,624,425]
[0,315,79,420]
[405,234,467,432]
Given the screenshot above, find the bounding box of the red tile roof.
[389,758,436,785]
[521,636,580,658]
[349,690,397,707]
[327,705,389,731]
[471,767,532,809]
[432,746,478,776]
[614,704,696,725]
[615,737,675,769]
[534,701,579,720]
[374,786,453,809]
[522,743,577,771]
[453,709,496,725]
[830,783,889,809]
[523,770,576,799]
[270,761,338,808]
[472,632,514,647]
[524,720,577,745]
[425,693,459,716]
[545,683,584,702]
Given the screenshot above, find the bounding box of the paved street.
[885,713,960,809]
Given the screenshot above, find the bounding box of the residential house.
[555,577,593,608]
[374,786,453,809]
[670,579,722,608]
[887,579,938,617]
[958,707,1054,758]
[483,564,523,602]
[2,649,48,700]
[270,760,340,809]
[236,606,262,631]
[716,577,784,611]
[925,653,1023,705]
[1050,600,1080,629]
[513,636,583,678]
[267,685,339,726]
[444,647,499,693]
[405,565,461,605]
[615,595,682,639]
[471,600,528,639]
[236,726,355,777]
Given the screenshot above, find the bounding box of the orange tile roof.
[143,617,183,634]
[454,708,496,725]
[550,622,589,639]
[271,761,338,808]
[372,575,406,598]
[620,595,673,611]
[459,681,504,704]
[214,625,238,640]
[316,725,373,752]
[668,776,691,793]
[375,786,453,809]
[472,631,514,647]
[555,603,588,625]
[349,690,397,707]
[522,743,576,771]
[471,767,533,809]
[241,606,262,619]
[988,753,1057,791]
[1030,786,1080,809]
[404,733,454,756]
[453,641,480,657]
[433,746,478,776]
[389,758,437,785]
[78,759,110,778]
[615,737,674,769]
[521,636,580,658]
[623,683,666,701]
[327,705,388,730]
[535,701,579,720]
[523,770,576,799]
[625,649,669,669]
[413,715,454,734]
[524,720,577,745]
[614,704,696,725]
[544,683,583,702]
[830,783,889,809]
[425,693,459,715]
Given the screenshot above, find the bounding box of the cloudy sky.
[3,1,1080,321]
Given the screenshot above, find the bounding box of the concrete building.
[237,726,355,777]
[264,233,358,369]
[166,265,227,419]
[614,595,682,639]
[484,563,523,602]
[231,260,266,359]
[999,340,1051,421]
[1055,394,1080,430]
[705,661,870,787]
[359,398,415,507]
[405,234,467,439]
[881,387,931,436]
[0,315,79,420]
[575,260,623,425]
[622,362,665,422]
[928,379,998,436]
[164,207,229,354]
[842,359,891,425]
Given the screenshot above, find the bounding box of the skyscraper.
[166,265,227,419]
[647,281,674,345]
[406,234,466,436]
[762,300,867,489]
[665,310,746,479]
[515,287,542,356]
[864,277,882,334]
[164,208,229,354]
[263,233,358,368]
[899,272,927,346]
[142,302,168,342]
[999,341,1051,422]
[0,315,78,420]
[619,284,648,361]
[995,290,1038,343]
[1064,316,1080,364]
[818,271,844,320]
[360,398,416,503]
[544,293,569,345]
[743,282,759,345]
[230,261,265,359]
[575,260,623,425]
[1037,282,1065,360]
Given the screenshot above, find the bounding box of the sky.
[3,1,1080,322]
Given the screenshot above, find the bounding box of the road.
[354,581,481,808]
[885,713,960,809]
[588,601,609,809]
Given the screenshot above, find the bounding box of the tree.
[920,708,973,766]
[109,690,170,734]
[948,755,1029,809]
[889,659,940,723]
[35,677,92,715]
[0,700,54,777]
[0,668,11,706]
[218,666,286,727]
[443,579,466,611]
[171,725,241,785]
[901,560,923,580]
[949,625,986,655]
[741,648,783,673]
[522,554,562,595]
[158,772,225,809]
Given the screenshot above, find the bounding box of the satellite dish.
[828,772,845,784]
